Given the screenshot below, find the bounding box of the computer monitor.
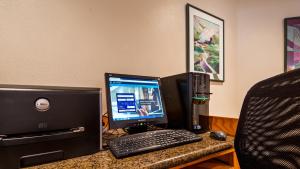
[105,73,168,130]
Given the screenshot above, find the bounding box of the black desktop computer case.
[161,72,210,133]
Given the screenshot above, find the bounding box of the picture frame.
[284,17,300,72]
[186,4,224,82]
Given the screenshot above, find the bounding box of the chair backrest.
[235,69,300,169]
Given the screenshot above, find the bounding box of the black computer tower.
[161,72,210,133]
[0,85,102,169]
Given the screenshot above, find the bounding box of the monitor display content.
[108,76,165,121]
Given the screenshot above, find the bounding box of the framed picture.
[186,4,224,82]
[284,17,300,72]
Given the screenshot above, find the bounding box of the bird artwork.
[193,15,220,80]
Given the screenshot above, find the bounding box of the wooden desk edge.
[170,115,240,169]
[169,148,235,169]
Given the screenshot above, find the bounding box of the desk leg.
[233,151,240,169]
[216,151,240,169]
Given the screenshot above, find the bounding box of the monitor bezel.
[105,73,168,129]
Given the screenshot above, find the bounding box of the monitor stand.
[124,125,148,134]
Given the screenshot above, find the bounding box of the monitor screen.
[105,73,167,129]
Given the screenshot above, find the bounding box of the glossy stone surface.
[24,133,233,169]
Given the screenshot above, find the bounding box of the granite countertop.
[25,133,234,169]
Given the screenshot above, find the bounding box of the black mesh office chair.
[235,69,300,169]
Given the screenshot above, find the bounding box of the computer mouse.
[210,131,227,141]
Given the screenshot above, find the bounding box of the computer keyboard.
[108,129,202,158]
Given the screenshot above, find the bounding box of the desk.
[25,133,235,169]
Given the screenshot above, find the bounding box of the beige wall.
[236,0,300,110]
[0,0,239,117]
[3,0,298,118]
